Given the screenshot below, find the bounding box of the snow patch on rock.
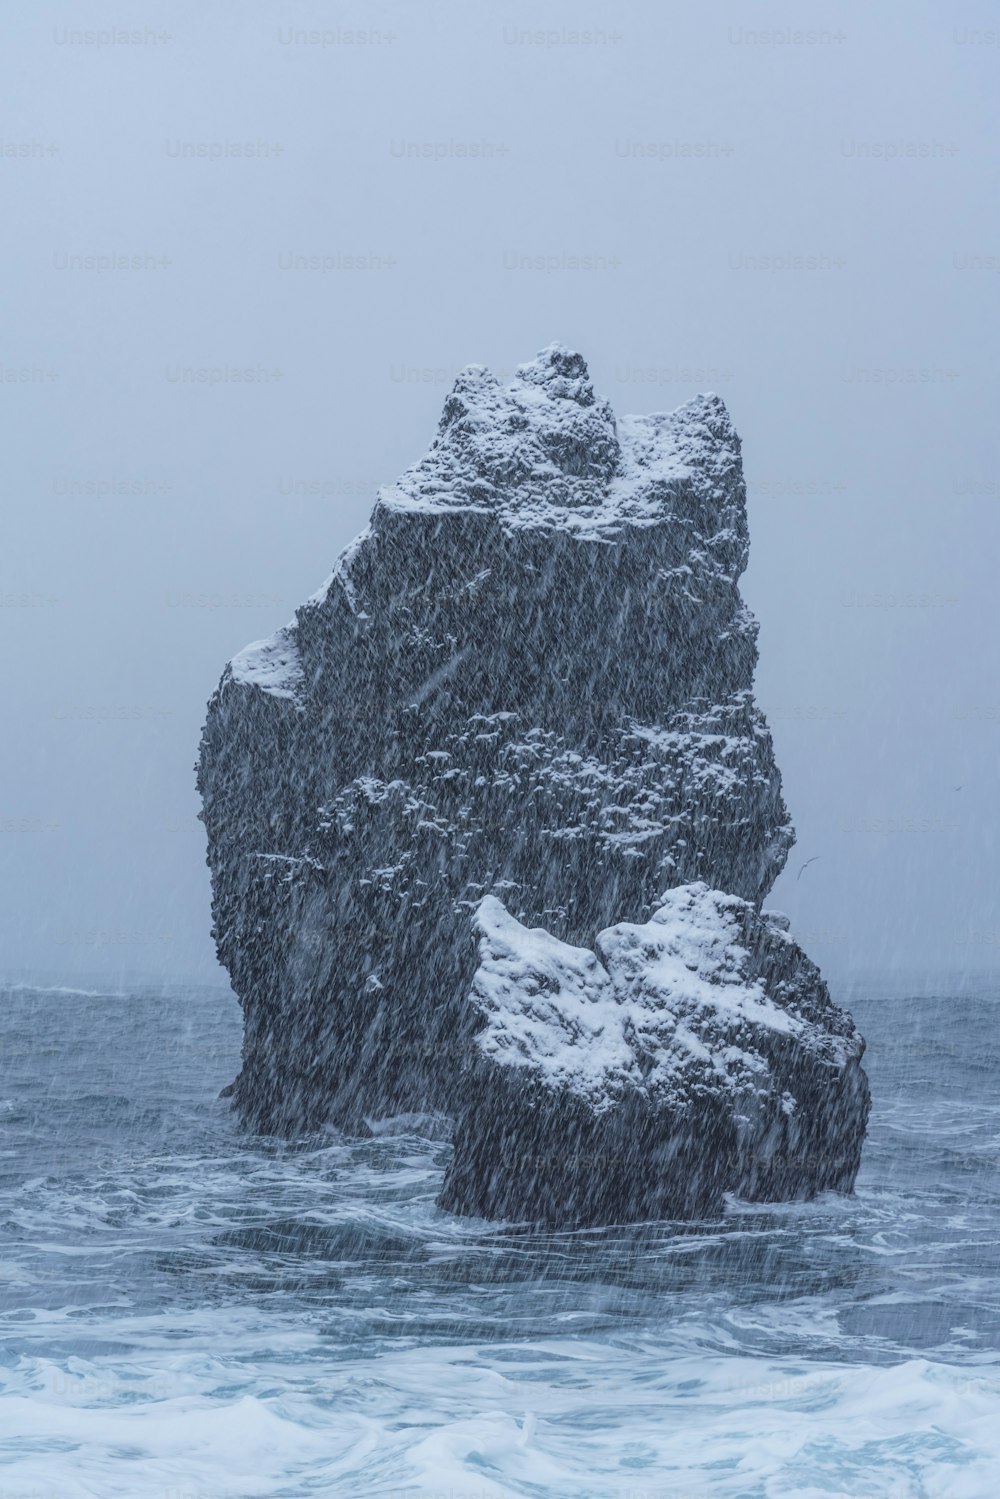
[229,628,304,704]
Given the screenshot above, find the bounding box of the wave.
[0,1344,997,1497]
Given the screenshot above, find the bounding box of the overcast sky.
[3,0,998,989]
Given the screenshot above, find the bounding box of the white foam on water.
[1,1339,999,1497]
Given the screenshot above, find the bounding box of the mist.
[3,0,998,986]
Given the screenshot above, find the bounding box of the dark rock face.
[197,343,867,1221]
[439,886,870,1225]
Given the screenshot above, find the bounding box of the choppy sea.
[1,974,998,1498]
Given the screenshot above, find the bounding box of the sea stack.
[197,344,869,1221]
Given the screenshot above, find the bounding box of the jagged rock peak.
[514,342,599,405]
[383,342,739,531]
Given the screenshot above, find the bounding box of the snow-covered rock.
[439,884,869,1224]
[196,344,865,1221]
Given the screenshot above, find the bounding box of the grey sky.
[3,0,998,986]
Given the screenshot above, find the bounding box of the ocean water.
[1,976,999,1498]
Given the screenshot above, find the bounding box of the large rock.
[439,884,870,1224]
[196,344,865,1218]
